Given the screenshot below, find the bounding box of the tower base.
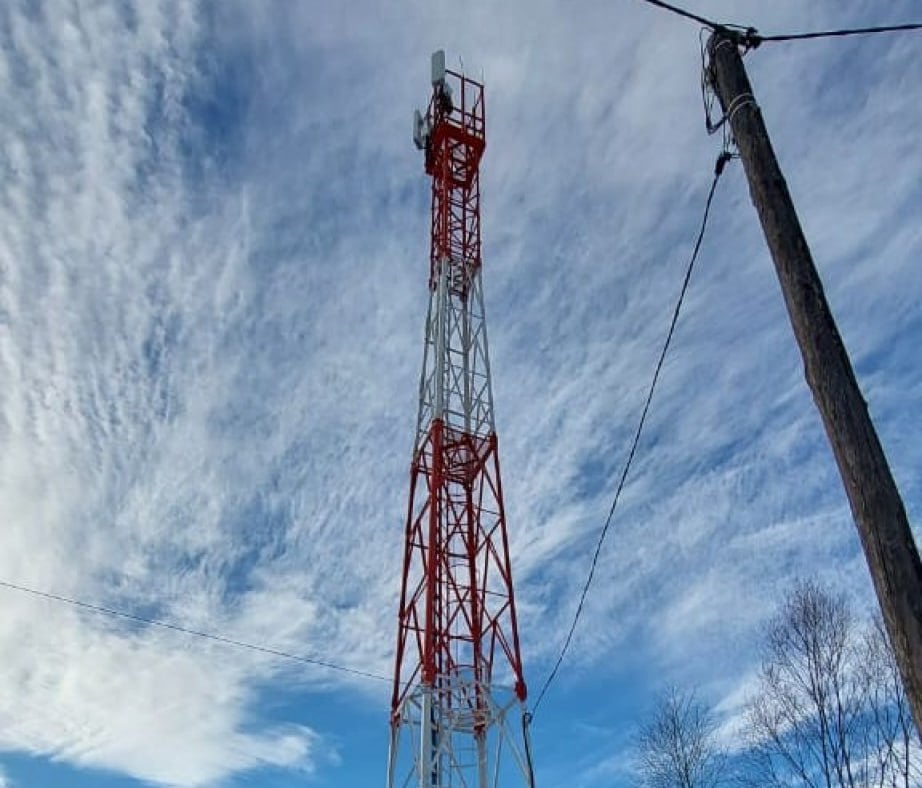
[387,677,534,788]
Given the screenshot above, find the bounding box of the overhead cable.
[530,152,733,716]
[636,0,719,29]
[0,578,390,683]
[636,0,922,46]
[756,22,922,43]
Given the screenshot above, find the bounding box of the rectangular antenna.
[431,50,446,85]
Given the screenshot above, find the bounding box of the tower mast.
[387,51,534,788]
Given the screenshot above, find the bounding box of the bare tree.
[635,687,727,788]
[858,617,922,788]
[739,581,921,788]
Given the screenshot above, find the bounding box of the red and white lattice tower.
[387,51,534,788]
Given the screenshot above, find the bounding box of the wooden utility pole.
[707,29,922,735]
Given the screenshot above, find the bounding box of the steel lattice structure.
[387,52,534,788]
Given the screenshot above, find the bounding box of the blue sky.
[0,1,920,786]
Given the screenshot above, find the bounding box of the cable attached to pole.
[636,0,720,29]
[756,22,922,43]
[523,710,537,786]
[636,0,922,47]
[529,153,733,716]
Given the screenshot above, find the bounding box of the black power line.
[635,0,922,45]
[0,578,390,683]
[636,0,719,29]
[756,23,922,43]
[530,153,733,715]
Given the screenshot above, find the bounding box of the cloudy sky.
[0,1,919,786]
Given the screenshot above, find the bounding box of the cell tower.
[387,51,535,788]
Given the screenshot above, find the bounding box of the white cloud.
[0,598,317,785]
[0,2,325,784]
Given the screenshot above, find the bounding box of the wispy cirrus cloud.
[0,2,328,784]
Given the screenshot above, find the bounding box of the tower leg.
[386,726,399,788]
[420,687,434,787]
[477,731,488,788]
